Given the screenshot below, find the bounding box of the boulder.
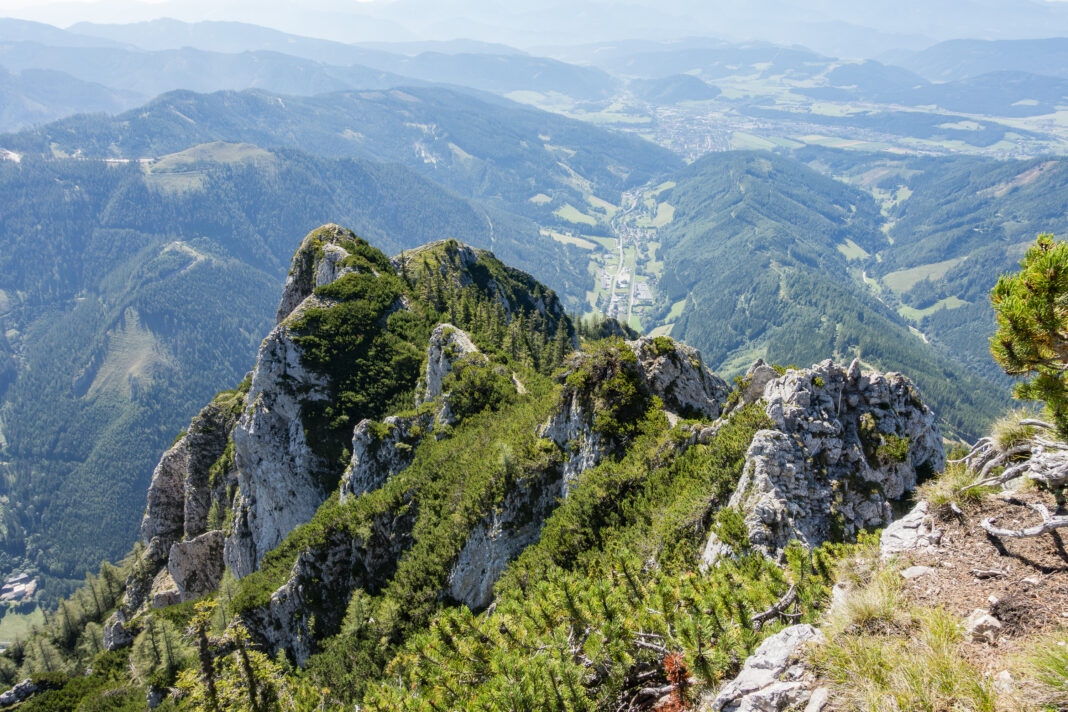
[103,610,133,650]
[168,530,226,600]
[705,624,825,712]
[964,608,1002,644]
[880,500,942,558]
[0,679,37,706]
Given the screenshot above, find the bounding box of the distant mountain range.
[883,37,1068,81]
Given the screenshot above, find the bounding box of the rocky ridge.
[705,358,945,563]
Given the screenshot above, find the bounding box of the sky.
[1,0,1067,54]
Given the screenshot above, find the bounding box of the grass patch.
[648,323,673,338]
[543,229,597,250]
[553,203,599,227]
[837,239,870,261]
[667,298,687,320]
[528,193,552,205]
[897,295,968,321]
[883,257,968,295]
[917,462,996,511]
[817,544,1003,712]
[585,194,619,218]
[1022,630,1068,709]
[0,605,43,645]
[991,408,1041,450]
[815,606,999,712]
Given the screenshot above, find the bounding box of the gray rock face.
[224,305,333,578]
[540,394,609,497]
[544,336,729,496]
[880,500,942,558]
[243,507,415,664]
[340,411,435,502]
[140,438,188,565]
[149,568,181,609]
[103,610,133,650]
[168,530,227,601]
[447,468,559,610]
[705,624,825,712]
[716,360,944,559]
[627,336,729,418]
[276,224,360,323]
[0,679,38,706]
[131,396,238,612]
[741,359,780,407]
[227,225,409,578]
[421,323,479,404]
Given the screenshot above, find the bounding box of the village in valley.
[542,179,682,336]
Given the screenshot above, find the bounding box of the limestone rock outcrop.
[627,336,730,418]
[225,227,367,578]
[447,468,558,610]
[880,500,943,558]
[168,530,227,600]
[421,323,479,404]
[340,411,435,502]
[703,624,825,712]
[543,337,729,495]
[244,506,415,664]
[709,359,944,561]
[131,393,242,612]
[276,223,360,323]
[223,308,333,578]
[0,679,38,707]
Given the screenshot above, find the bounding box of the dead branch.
[981,502,1068,539]
[633,639,669,656]
[970,569,1006,579]
[974,444,1032,482]
[750,584,797,631]
[1019,419,1056,430]
[949,438,993,466]
[961,460,1032,492]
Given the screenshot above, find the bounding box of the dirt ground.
[897,489,1068,671]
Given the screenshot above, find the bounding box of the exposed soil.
[896,489,1068,670]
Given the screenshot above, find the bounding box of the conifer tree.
[990,234,1068,436]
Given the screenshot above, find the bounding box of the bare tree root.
[980,502,1068,539]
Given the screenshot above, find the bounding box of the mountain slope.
[0,41,419,103]
[0,144,542,596]
[886,37,1068,82]
[1,86,678,297]
[651,151,1009,439]
[0,226,954,711]
[0,66,134,132]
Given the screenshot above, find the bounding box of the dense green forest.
[652,151,1010,439]
[793,146,1068,381]
[1,85,679,231]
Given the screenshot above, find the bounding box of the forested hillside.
[2,85,678,298]
[792,147,1068,382]
[651,151,1010,439]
